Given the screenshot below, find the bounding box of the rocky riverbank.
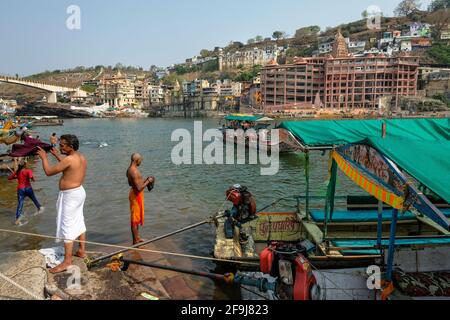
[15,103,93,119]
[0,249,171,300]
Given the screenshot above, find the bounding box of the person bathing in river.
[50,133,59,147]
[8,160,45,226]
[126,153,154,245]
[37,134,88,274]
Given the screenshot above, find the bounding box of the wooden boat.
[213,118,450,300]
[18,116,63,127]
[219,114,302,153]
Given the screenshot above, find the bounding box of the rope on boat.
[0,271,44,300]
[0,228,259,267]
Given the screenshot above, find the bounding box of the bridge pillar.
[47,92,57,104]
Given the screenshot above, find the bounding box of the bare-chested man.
[126,153,154,245]
[37,134,87,274]
[50,133,59,147]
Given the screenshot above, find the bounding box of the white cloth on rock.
[38,247,65,268]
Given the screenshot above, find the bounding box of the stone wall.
[146,95,237,118]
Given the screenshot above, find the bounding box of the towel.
[129,188,144,227]
[38,247,65,268]
[8,136,53,157]
[56,186,87,244]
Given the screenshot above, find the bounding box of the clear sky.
[0,0,432,76]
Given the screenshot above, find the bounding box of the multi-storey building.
[96,71,137,108]
[148,85,166,105]
[134,76,149,108]
[219,46,281,71]
[261,32,419,111]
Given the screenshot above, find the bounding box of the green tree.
[428,0,450,11]
[394,0,422,17]
[427,44,450,64]
[255,35,263,42]
[247,38,256,45]
[361,10,369,19]
[200,49,211,57]
[201,60,219,73]
[81,84,97,93]
[272,31,286,40]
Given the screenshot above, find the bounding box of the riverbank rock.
[0,250,171,300]
[0,250,47,300]
[15,103,93,118]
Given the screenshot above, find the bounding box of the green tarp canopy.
[363,137,450,204]
[278,118,450,147]
[225,114,263,122]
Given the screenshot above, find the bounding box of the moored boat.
[212,118,450,300]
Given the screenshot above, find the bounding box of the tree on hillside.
[226,41,244,50]
[394,0,422,16]
[200,49,211,58]
[427,44,450,64]
[361,10,369,19]
[247,38,256,45]
[294,26,320,45]
[428,8,450,39]
[429,0,450,11]
[272,31,287,40]
[255,35,263,42]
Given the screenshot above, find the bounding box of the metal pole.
[305,151,310,218]
[121,258,227,282]
[89,219,211,266]
[378,121,386,251]
[324,158,337,240]
[377,200,383,251]
[386,209,398,282]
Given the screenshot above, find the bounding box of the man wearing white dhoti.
[37,134,88,274]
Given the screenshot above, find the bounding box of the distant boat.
[218,114,301,153]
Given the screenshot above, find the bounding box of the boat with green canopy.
[213,117,450,300]
[219,114,301,152]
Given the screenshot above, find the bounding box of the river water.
[0,118,361,299]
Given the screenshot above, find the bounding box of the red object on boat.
[292,254,317,300]
[226,188,242,206]
[259,242,317,300]
[260,245,275,274]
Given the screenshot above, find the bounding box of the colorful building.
[261,32,419,111]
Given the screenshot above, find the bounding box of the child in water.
[8,160,45,226]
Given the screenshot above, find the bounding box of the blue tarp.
[309,209,450,223]
[333,237,450,255]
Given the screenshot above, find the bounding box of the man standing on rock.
[37,134,87,274]
[126,153,154,245]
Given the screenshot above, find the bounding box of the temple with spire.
[261,31,419,111]
[331,30,349,58]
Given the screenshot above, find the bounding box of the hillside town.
[1,3,450,119]
[2,0,450,305]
